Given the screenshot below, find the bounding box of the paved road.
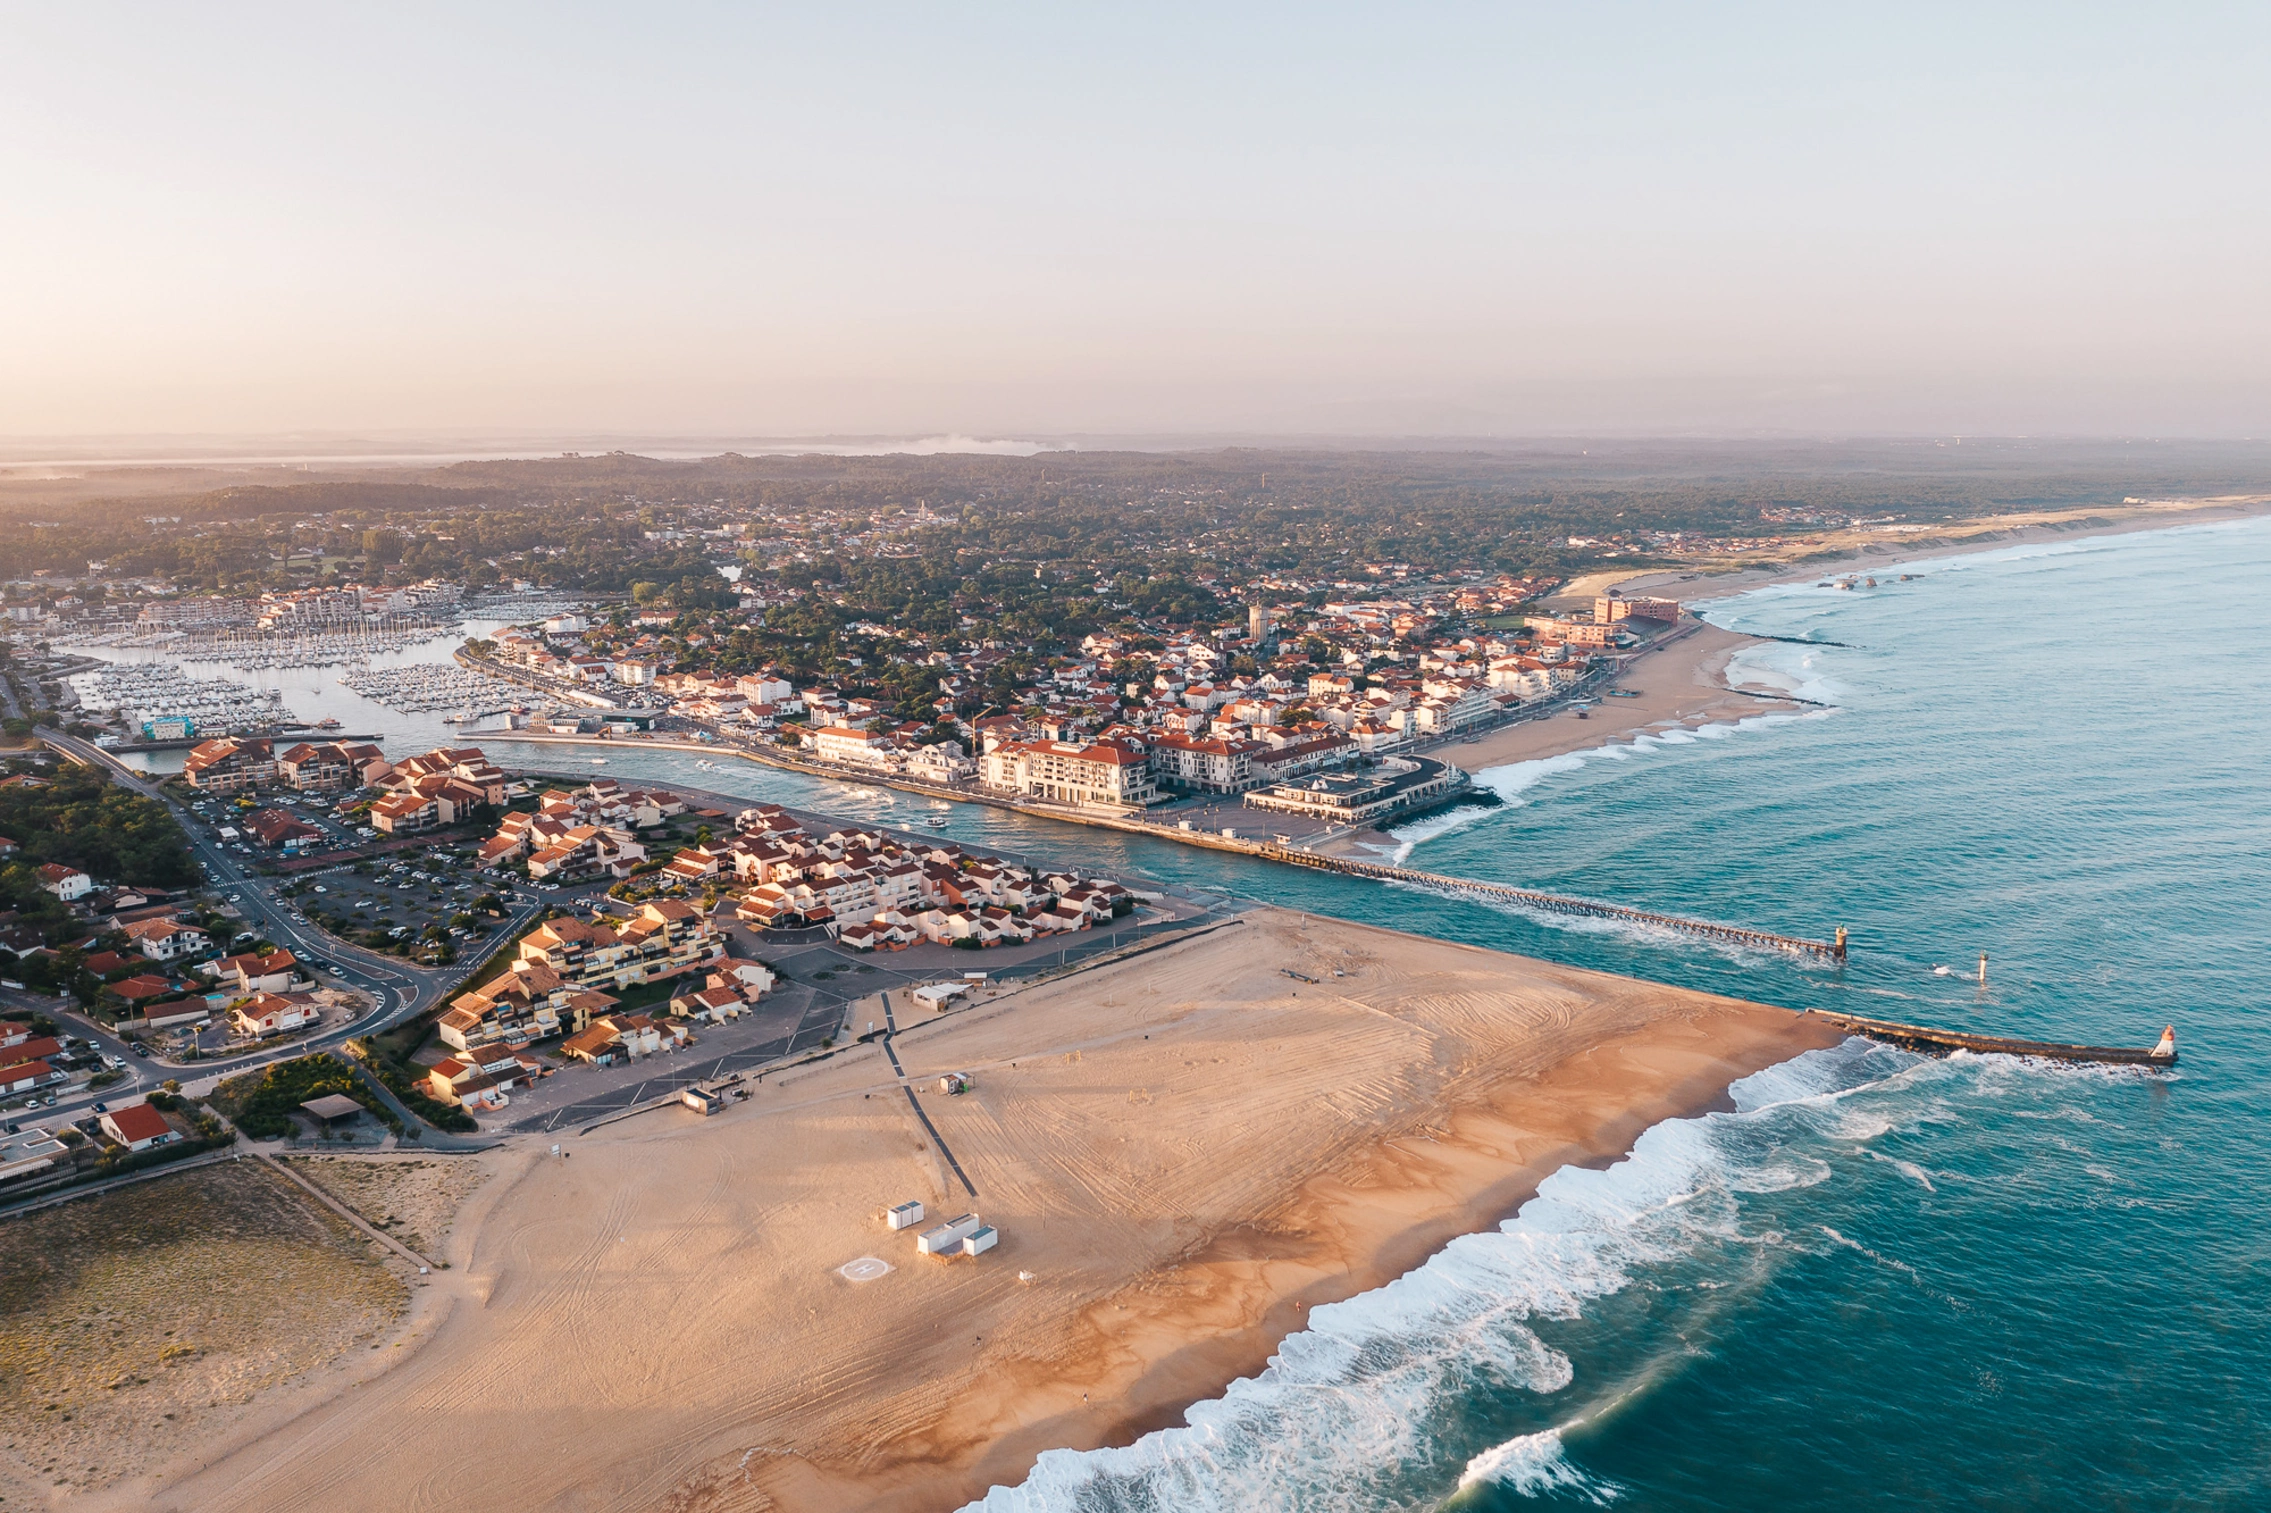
[16,729,553,1124]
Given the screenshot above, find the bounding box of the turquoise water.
[939,515,2270,1511]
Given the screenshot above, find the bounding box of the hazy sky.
[4,4,2268,440]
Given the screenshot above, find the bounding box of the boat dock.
[1252,847,1849,960]
[1803,1009,2178,1066]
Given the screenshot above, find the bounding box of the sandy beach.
[1426,496,2271,781]
[106,908,1842,1513]
[1428,622,1786,777]
[1605,492,2271,607]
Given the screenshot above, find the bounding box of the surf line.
[1257,848,1848,961]
[879,991,978,1197]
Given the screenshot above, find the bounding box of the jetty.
[1252,847,1849,960]
[1803,1009,2178,1066]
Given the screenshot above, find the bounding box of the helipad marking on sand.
[839,1257,892,1283]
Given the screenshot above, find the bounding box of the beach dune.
[128,909,1842,1513]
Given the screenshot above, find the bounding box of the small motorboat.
[590,758,608,765]
[924,816,949,829]
[1932,965,1951,977]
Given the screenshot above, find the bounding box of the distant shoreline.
[1611,494,2271,607]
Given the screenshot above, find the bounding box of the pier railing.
[1250,846,1848,961]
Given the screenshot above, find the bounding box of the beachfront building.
[438,962,622,1051]
[1242,757,1464,825]
[981,737,1159,809]
[1594,594,1681,624]
[1147,733,1258,795]
[383,748,508,806]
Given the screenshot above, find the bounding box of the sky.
[3,3,2269,442]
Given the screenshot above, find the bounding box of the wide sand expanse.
[123,909,1842,1513]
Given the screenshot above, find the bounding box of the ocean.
[98,517,2271,1507]
[951,515,2271,1511]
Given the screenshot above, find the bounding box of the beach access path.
[119,906,1845,1513]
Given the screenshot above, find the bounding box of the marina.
[51,615,456,666]
[339,661,532,713]
[62,663,293,733]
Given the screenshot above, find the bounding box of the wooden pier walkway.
[1804,1009,2178,1066]
[1252,846,1848,961]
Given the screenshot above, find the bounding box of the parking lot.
[182,788,366,858]
[278,856,505,964]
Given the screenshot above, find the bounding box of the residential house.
[36,864,92,902]
[228,993,319,1037]
[121,917,211,963]
[0,1059,62,1096]
[204,948,299,997]
[246,808,323,852]
[100,1102,180,1152]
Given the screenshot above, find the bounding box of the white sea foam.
[1390,711,1827,864]
[1458,1429,1622,1502]
[962,1039,1918,1512]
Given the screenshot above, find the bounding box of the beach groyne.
[1802,1009,2177,1066]
[1252,847,1850,960]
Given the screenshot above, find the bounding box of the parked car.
[91,1101,108,1114]
[130,1044,151,1057]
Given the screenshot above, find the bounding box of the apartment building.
[981,737,1159,808]
[181,737,277,793]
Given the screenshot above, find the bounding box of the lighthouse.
[2150,1026,2177,1060]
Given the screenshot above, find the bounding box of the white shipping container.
[916,1213,982,1255]
[961,1225,998,1256]
[887,1200,926,1231]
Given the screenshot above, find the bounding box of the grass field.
[0,1161,410,1501]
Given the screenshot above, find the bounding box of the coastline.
[1604,493,2271,607]
[1424,622,1787,779]
[128,907,1846,1513]
[1415,500,2271,784]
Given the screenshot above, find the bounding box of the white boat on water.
[923,816,949,828]
[590,757,608,765]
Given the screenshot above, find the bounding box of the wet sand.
[119,909,1843,1513]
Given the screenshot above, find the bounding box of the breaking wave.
[961,1038,1921,1511]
